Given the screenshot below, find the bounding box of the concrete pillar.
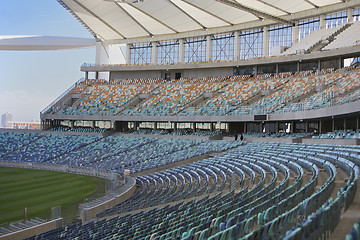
[290,121,294,133]
[193,123,196,132]
[91,121,96,129]
[206,35,213,62]
[210,122,214,132]
[319,120,323,133]
[339,57,343,69]
[244,122,247,133]
[126,44,131,64]
[179,39,185,63]
[95,71,99,79]
[154,122,158,130]
[344,118,347,130]
[234,31,240,60]
[263,26,270,57]
[70,121,75,129]
[292,21,299,44]
[174,122,178,131]
[305,121,309,132]
[275,122,279,133]
[135,122,139,131]
[297,61,300,72]
[152,42,158,64]
[332,119,335,131]
[275,64,279,74]
[85,72,89,80]
[348,8,354,23]
[319,14,326,29]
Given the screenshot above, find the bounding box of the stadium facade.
[41,0,360,136]
[2,1,360,239]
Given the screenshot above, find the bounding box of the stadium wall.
[41,100,360,123]
[110,70,162,80]
[0,218,63,240]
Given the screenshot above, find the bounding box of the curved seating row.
[12,142,360,240]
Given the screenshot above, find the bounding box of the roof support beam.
[73,0,127,39]
[168,0,207,30]
[58,0,99,39]
[104,0,360,44]
[304,0,319,9]
[215,0,295,26]
[255,0,291,15]
[128,4,179,34]
[181,0,234,26]
[115,3,154,37]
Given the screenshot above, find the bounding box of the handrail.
[40,78,85,115]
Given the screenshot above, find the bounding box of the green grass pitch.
[0,167,104,224]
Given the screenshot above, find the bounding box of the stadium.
[1,0,360,239]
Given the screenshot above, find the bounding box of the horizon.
[0,0,95,122]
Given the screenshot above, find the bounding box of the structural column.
[262,26,270,57]
[210,122,214,132]
[348,8,354,23]
[206,35,213,62]
[178,39,185,63]
[152,42,158,64]
[292,21,299,44]
[319,14,326,29]
[234,31,240,60]
[126,44,131,64]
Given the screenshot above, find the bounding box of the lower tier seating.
[7,141,358,240]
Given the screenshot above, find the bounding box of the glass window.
[298,18,320,41]
[212,33,234,61]
[184,37,207,63]
[269,25,292,55]
[239,29,263,60]
[326,11,347,28]
[130,43,152,64]
[157,40,179,64]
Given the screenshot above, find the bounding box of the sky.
[0,0,95,122]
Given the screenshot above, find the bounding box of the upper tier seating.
[278,71,360,113]
[324,21,360,50]
[283,25,342,54]
[45,67,360,117]
[121,81,226,116]
[231,75,318,115]
[179,76,282,116]
[60,84,156,115]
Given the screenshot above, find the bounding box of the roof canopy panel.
[58,0,359,42]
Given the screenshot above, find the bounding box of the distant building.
[1,112,13,128]
[11,121,41,130]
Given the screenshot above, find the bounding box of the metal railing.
[40,78,85,115]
